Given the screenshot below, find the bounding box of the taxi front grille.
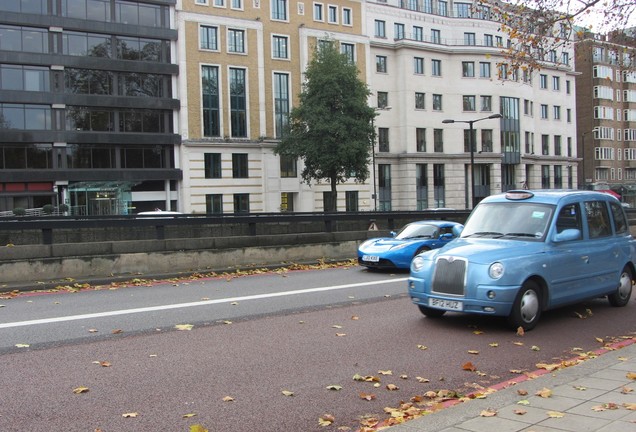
[432,257,466,296]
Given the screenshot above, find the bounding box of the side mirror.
[452,225,464,237]
[440,233,454,240]
[554,228,581,242]
[390,231,396,238]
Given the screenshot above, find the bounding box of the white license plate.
[362,255,380,262]
[429,298,463,311]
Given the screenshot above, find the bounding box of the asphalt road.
[0,266,634,432]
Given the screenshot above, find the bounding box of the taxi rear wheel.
[608,266,633,307]
[417,305,446,318]
[508,281,542,331]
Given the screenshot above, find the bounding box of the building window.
[416,128,426,152]
[231,0,242,9]
[553,105,561,120]
[378,164,391,211]
[232,153,248,178]
[431,29,441,44]
[342,7,352,25]
[539,74,547,89]
[314,3,323,20]
[481,129,493,152]
[280,154,296,177]
[378,127,389,152]
[233,193,249,213]
[200,25,218,50]
[229,68,247,137]
[394,23,405,40]
[479,62,491,78]
[432,94,442,111]
[541,165,550,188]
[480,95,492,111]
[272,35,288,59]
[464,128,476,152]
[202,66,220,137]
[540,104,548,119]
[206,194,223,214]
[204,153,222,178]
[280,192,294,212]
[542,134,549,155]
[273,72,289,138]
[464,32,476,45]
[4,65,49,92]
[227,29,245,53]
[462,61,475,77]
[484,34,493,46]
[374,20,385,37]
[416,163,428,210]
[554,135,562,156]
[434,128,443,152]
[376,55,387,73]
[377,91,388,108]
[463,95,476,111]
[340,43,354,63]
[328,5,337,23]
[414,57,424,74]
[345,191,358,212]
[431,59,441,76]
[415,92,425,109]
[552,76,560,91]
[413,26,423,41]
[271,0,287,20]
[433,164,445,207]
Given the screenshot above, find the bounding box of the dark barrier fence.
[0,211,471,246]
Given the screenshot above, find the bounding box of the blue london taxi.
[408,190,635,330]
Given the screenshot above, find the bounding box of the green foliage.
[42,204,54,214]
[275,40,376,211]
[59,203,69,212]
[12,208,26,216]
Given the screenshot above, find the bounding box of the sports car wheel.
[414,246,431,257]
[608,266,633,307]
[417,305,446,318]
[508,281,542,331]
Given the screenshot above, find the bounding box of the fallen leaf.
[462,361,477,371]
[513,342,524,346]
[222,396,234,402]
[627,372,636,380]
[386,384,399,391]
[335,333,346,337]
[516,327,525,336]
[621,386,633,394]
[517,400,530,405]
[547,411,564,418]
[72,387,89,394]
[536,388,552,398]
[88,329,98,333]
[182,413,197,418]
[399,374,408,380]
[122,412,139,418]
[514,409,527,415]
[416,377,430,383]
[473,330,484,335]
[230,302,238,305]
[190,425,208,432]
[531,345,541,351]
[468,350,479,355]
[223,320,232,325]
[282,390,294,396]
[378,370,393,375]
[359,392,376,401]
[489,342,499,347]
[351,316,359,320]
[326,385,342,391]
[15,344,30,348]
[417,345,428,350]
[175,324,194,331]
[332,325,343,329]
[319,414,335,427]
[480,408,497,417]
[624,402,636,410]
[111,329,123,334]
[517,389,528,396]
[595,337,604,343]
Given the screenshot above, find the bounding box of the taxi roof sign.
[505,191,534,200]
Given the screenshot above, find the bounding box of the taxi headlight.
[411,256,425,272]
[489,262,504,279]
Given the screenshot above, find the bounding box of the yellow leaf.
[386,384,399,391]
[621,386,633,394]
[627,372,636,380]
[547,411,564,418]
[624,402,636,410]
[473,330,484,335]
[359,392,376,401]
[190,426,208,432]
[416,376,430,383]
[513,342,524,346]
[489,342,499,347]
[468,350,479,355]
[536,388,552,398]
[175,324,193,331]
[378,370,393,375]
[182,413,197,418]
[531,345,540,351]
[318,414,335,427]
[222,396,235,402]
[417,345,428,350]
[223,320,232,325]
[122,412,139,418]
[335,333,346,337]
[282,390,294,396]
[72,387,89,394]
[15,344,30,348]
[517,400,530,405]
[351,315,359,320]
[480,408,497,417]
[326,385,342,391]
[595,337,604,343]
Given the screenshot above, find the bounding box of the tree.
[485,0,635,73]
[275,40,376,212]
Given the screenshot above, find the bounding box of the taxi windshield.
[395,224,438,240]
[461,202,555,241]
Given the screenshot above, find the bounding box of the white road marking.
[0,278,408,329]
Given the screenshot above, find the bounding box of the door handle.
[581,256,589,263]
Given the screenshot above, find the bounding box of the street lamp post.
[442,113,502,208]
[371,106,392,211]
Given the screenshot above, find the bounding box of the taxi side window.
[609,202,629,234]
[556,204,582,235]
[585,201,612,239]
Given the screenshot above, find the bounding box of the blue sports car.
[358,220,462,270]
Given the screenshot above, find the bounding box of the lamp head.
[442,119,454,124]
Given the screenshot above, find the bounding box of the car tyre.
[414,246,431,257]
[417,305,446,318]
[608,266,633,307]
[508,281,542,331]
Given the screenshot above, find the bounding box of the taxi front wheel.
[508,281,542,331]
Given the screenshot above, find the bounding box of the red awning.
[598,189,621,199]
